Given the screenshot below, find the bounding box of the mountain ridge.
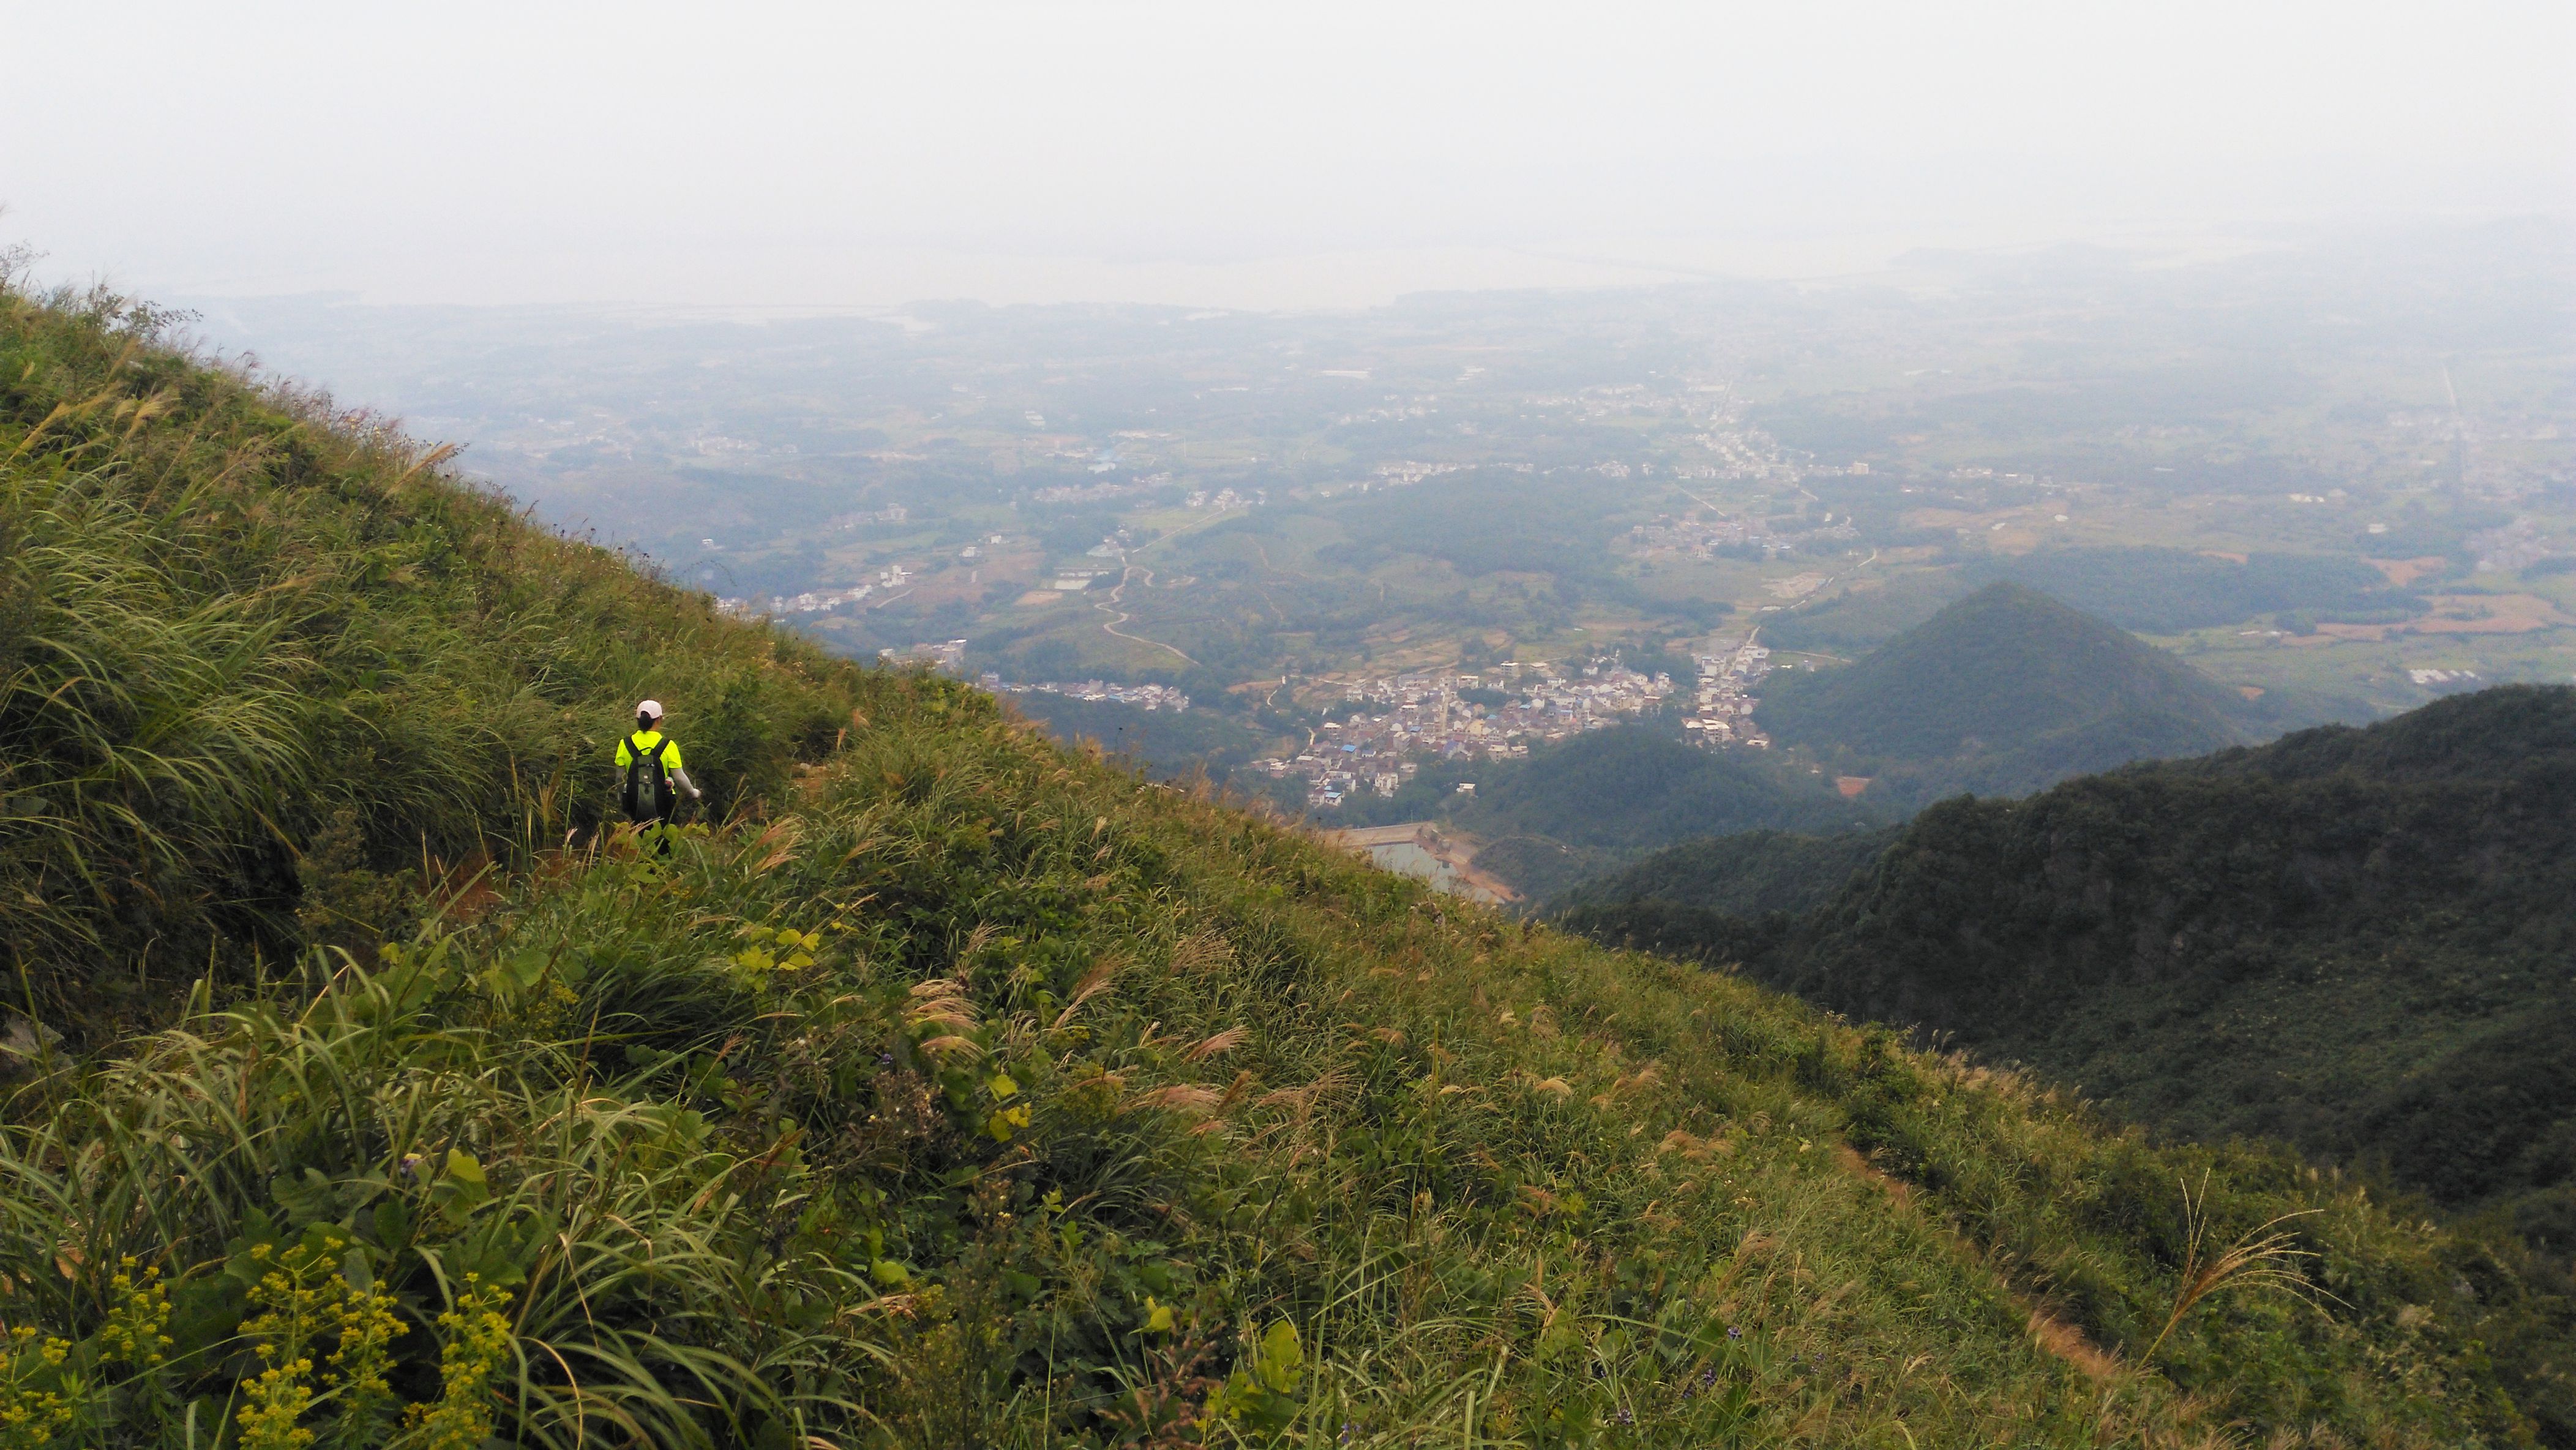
[1566,685,2576,1433]
[1572,685,2576,1188]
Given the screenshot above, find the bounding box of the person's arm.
[663,739,702,799]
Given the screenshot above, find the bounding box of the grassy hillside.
[1570,686,2576,1438]
[1758,583,2258,804]
[1754,685,2576,1220]
[0,279,2565,1447]
[0,280,866,1027]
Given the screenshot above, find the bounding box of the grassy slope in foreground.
[0,284,2547,1446]
[1568,686,2576,1440]
[7,677,2541,1447]
[0,280,869,1026]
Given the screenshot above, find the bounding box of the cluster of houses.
[874,643,1196,713]
[826,503,909,530]
[1032,475,1166,505]
[1182,486,1262,510]
[1628,511,1760,560]
[1627,506,1860,563]
[978,675,1191,712]
[1680,635,1772,748]
[719,562,915,620]
[1254,659,1674,809]
[880,639,968,671]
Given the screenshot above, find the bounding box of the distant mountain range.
[1567,685,2576,1275]
[1758,582,2275,804]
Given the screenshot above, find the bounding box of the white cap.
[635,699,663,720]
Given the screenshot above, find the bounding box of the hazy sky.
[6,1,2571,308]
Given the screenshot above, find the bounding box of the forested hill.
[1338,725,1877,900]
[3,279,2567,1446]
[1756,582,2262,803]
[1554,826,1896,920]
[1568,686,2576,1313]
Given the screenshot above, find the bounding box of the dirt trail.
[1833,1145,2124,1384]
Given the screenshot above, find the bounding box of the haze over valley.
[181,222,2575,857]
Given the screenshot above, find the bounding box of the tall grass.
[2141,1174,2335,1366]
[0,937,878,1446]
[0,462,311,969]
[0,674,2531,1444]
[0,275,867,1021]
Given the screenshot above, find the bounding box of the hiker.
[617,699,702,851]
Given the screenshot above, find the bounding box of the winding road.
[1093,563,1197,665]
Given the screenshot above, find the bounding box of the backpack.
[623,734,676,821]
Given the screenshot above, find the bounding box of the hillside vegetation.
[1553,828,1895,920]
[0,279,2564,1447]
[1570,686,2576,1438]
[1768,686,2576,1226]
[1341,726,1874,900]
[1758,583,2262,805]
[0,278,864,1028]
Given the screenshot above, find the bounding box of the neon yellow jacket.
[616,731,698,795]
[615,729,686,773]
